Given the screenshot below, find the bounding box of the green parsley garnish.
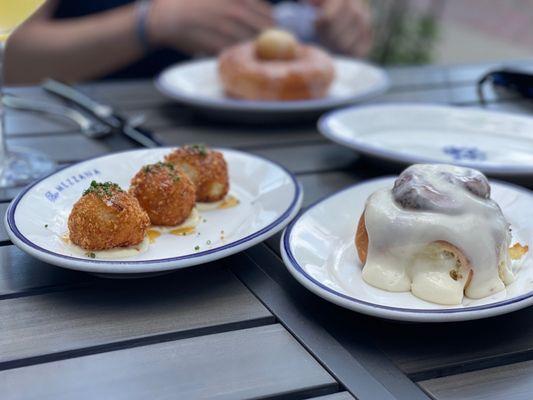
[142,162,175,173]
[206,240,211,245]
[86,252,96,259]
[142,162,180,181]
[83,181,123,197]
[187,143,208,156]
[44,224,48,228]
[194,245,200,251]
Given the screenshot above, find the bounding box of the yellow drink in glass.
[0,0,46,42]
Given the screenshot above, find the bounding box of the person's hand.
[148,0,273,55]
[310,0,372,57]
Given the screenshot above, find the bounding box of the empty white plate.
[5,148,302,275]
[281,177,533,322]
[319,104,533,176]
[156,57,388,113]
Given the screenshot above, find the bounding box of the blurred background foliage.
[370,0,442,65]
[369,0,532,66]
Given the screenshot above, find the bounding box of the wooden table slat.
[419,360,533,400]
[444,60,532,86]
[155,123,324,149]
[374,305,533,380]
[122,106,191,130]
[249,143,358,175]
[80,80,170,108]
[307,392,355,399]
[0,245,92,298]
[0,187,23,203]
[385,65,449,90]
[7,134,136,163]
[1,324,337,400]
[387,59,532,90]
[0,266,273,369]
[6,110,77,136]
[0,203,9,243]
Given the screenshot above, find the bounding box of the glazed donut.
[218,29,335,101]
[354,164,526,305]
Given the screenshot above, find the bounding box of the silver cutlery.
[42,79,162,148]
[3,94,112,139]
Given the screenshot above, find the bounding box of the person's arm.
[5,1,144,84]
[310,0,373,57]
[5,0,272,84]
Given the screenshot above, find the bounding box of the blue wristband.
[135,0,152,53]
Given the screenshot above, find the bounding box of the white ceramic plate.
[281,177,533,322]
[155,57,388,113]
[319,104,533,176]
[5,148,302,275]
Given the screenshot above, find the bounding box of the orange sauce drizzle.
[147,229,162,243]
[170,226,196,236]
[219,195,240,209]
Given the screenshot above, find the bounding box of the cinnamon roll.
[355,164,527,305]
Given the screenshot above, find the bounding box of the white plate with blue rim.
[281,177,533,322]
[319,104,533,176]
[155,57,389,114]
[5,148,303,276]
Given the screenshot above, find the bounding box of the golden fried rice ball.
[129,162,196,226]
[164,144,229,203]
[68,181,150,251]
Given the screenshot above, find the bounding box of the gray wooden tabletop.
[2,59,533,400]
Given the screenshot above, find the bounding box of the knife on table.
[42,79,163,148]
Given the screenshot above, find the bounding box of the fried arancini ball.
[68,181,150,251]
[129,162,196,226]
[164,144,229,203]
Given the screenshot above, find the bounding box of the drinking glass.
[0,0,55,187]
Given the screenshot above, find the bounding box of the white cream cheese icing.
[361,164,513,305]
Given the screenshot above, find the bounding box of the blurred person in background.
[5,0,372,84]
